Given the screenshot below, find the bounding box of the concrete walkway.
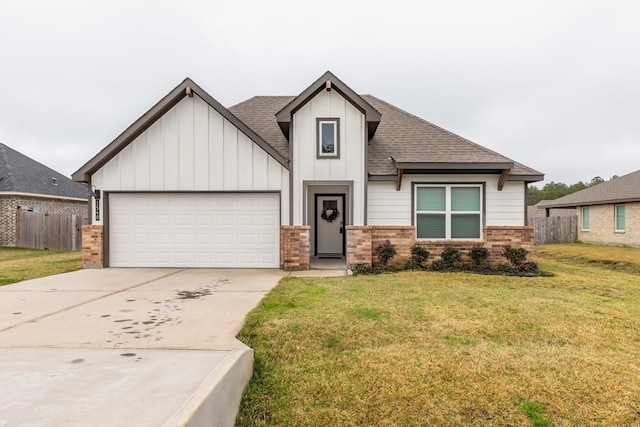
[0,268,286,427]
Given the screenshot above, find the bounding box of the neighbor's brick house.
[0,143,92,246]
[542,169,640,247]
[72,72,543,269]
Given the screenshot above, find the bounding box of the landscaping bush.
[351,263,373,276]
[469,247,490,266]
[501,245,528,266]
[376,240,397,266]
[405,244,429,270]
[430,247,463,271]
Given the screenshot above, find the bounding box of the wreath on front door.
[321,206,340,223]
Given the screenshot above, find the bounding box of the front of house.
[0,143,91,247]
[542,170,640,247]
[73,72,543,269]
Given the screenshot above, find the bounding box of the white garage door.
[109,193,280,268]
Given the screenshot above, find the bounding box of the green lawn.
[236,244,640,426]
[0,247,82,286]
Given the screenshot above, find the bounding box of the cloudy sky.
[1,0,638,187]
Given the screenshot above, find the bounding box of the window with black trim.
[415,184,482,239]
[317,118,339,158]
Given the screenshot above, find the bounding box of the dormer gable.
[275,71,381,140]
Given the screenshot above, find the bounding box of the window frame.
[581,206,590,231]
[615,204,625,232]
[414,183,484,241]
[316,118,340,159]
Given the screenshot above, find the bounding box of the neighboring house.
[541,170,640,247]
[72,72,543,269]
[527,201,575,225]
[0,143,93,246]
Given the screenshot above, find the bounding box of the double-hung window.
[415,185,482,239]
[615,204,625,232]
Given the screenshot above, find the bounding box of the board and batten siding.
[90,94,289,225]
[291,89,366,225]
[367,175,525,226]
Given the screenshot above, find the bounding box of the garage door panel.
[109,193,279,268]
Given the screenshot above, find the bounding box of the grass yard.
[0,247,82,286]
[236,244,640,426]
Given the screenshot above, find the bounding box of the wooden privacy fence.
[531,216,578,245]
[16,211,86,251]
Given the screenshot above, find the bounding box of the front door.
[316,194,345,256]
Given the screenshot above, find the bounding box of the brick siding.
[483,226,534,263]
[346,226,373,268]
[81,225,103,268]
[0,195,89,246]
[346,225,534,269]
[578,202,640,247]
[280,226,311,270]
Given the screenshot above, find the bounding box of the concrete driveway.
[0,268,286,427]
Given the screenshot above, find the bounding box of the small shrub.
[406,244,429,270]
[501,245,528,266]
[469,247,489,266]
[429,260,447,271]
[440,247,461,267]
[376,240,397,266]
[351,264,373,276]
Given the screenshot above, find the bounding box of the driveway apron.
[0,268,286,427]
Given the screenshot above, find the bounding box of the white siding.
[367,175,525,226]
[367,181,412,225]
[91,95,289,225]
[292,90,366,225]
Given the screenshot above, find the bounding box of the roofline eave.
[543,197,640,209]
[73,78,290,183]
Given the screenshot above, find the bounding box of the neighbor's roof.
[230,94,543,181]
[0,143,93,199]
[541,169,640,208]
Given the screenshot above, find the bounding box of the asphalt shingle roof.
[0,143,93,199]
[230,94,542,180]
[541,169,640,208]
[229,96,292,161]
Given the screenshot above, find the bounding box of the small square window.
[317,118,340,158]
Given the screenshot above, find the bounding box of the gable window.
[615,204,625,232]
[582,207,590,231]
[317,118,340,158]
[415,185,482,240]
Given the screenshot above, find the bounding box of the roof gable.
[541,169,640,208]
[72,78,289,183]
[275,71,381,139]
[0,143,93,199]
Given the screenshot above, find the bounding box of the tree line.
[527,176,617,206]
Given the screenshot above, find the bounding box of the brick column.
[484,226,534,263]
[82,225,103,268]
[346,226,373,269]
[280,226,310,270]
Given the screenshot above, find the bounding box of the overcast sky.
[1,0,638,187]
